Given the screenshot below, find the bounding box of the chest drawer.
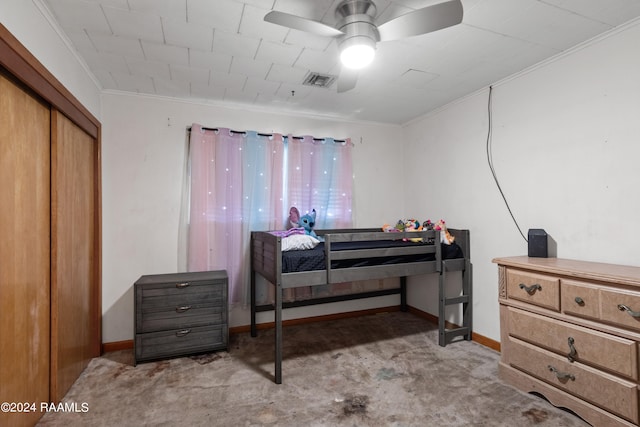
[506,336,638,424]
[137,280,226,307]
[135,324,226,363]
[506,269,560,311]
[137,302,226,333]
[507,307,638,380]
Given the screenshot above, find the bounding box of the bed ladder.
[438,258,473,346]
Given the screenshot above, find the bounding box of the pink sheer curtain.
[286,135,354,300]
[286,135,353,228]
[187,124,354,306]
[188,124,285,304]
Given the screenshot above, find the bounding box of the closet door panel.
[50,110,98,402]
[0,72,51,427]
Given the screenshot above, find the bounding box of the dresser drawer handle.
[176,305,192,313]
[567,337,577,362]
[176,329,191,337]
[519,283,542,295]
[176,282,190,288]
[574,297,584,305]
[617,304,640,318]
[548,365,575,381]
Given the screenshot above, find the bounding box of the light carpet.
[37,311,589,426]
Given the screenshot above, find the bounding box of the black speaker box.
[528,229,557,258]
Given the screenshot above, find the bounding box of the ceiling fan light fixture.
[339,36,376,69]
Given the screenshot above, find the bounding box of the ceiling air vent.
[303,72,337,88]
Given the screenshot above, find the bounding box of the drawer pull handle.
[176,329,191,337]
[567,337,577,362]
[176,305,192,313]
[574,297,584,305]
[519,283,542,295]
[548,365,575,382]
[176,282,190,288]
[617,304,640,318]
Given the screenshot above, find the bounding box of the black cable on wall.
[486,85,528,243]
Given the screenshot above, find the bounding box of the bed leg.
[251,270,257,337]
[400,276,407,312]
[275,282,283,384]
[438,267,446,347]
[464,260,473,341]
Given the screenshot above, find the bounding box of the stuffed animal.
[299,209,321,240]
[403,218,423,242]
[421,219,435,243]
[287,206,300,229]
[434,219,455,245]
[404,219,422,232]
[382,224,400,232]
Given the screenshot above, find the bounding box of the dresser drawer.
[601,288,640,333]
[561,280,601,320]
[507,307,638,380]
[137,303,226,333]
[135,324,227,363]
[506,269,560,311]
[506,336,639,424]
[562,281,640,332]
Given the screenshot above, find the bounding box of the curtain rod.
[187,126,347,143]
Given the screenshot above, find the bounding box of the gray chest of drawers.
[134,270,228,365]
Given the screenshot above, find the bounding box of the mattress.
[281,240,464,274]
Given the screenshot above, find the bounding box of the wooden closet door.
[50,110,99,402]
[0,72,51,427]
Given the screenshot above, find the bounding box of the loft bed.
[250,227,472,384]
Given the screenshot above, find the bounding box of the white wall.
[100,93,406,342]
[0,0,102,119]
[404,20,640,342]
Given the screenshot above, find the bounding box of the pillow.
[281,234,320,251]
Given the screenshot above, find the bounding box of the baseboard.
[101,305,500,354]
[407,305,501,352]
[102,339,133,353]
[471,331,501,352]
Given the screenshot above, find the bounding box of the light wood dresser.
[494,256,640,427]
[134,270,228,365]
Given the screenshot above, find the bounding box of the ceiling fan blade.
[377,0,463,42]
[337,68,358,93]
[264,11,344,37]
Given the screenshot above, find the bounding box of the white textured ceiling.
[41,0,640,124]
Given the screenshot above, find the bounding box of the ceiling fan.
[264,0,464,93]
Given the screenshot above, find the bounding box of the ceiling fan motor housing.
[335,0,377,18]
[335,0,380,64]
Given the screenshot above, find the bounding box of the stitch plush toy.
[299,209,321,240]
